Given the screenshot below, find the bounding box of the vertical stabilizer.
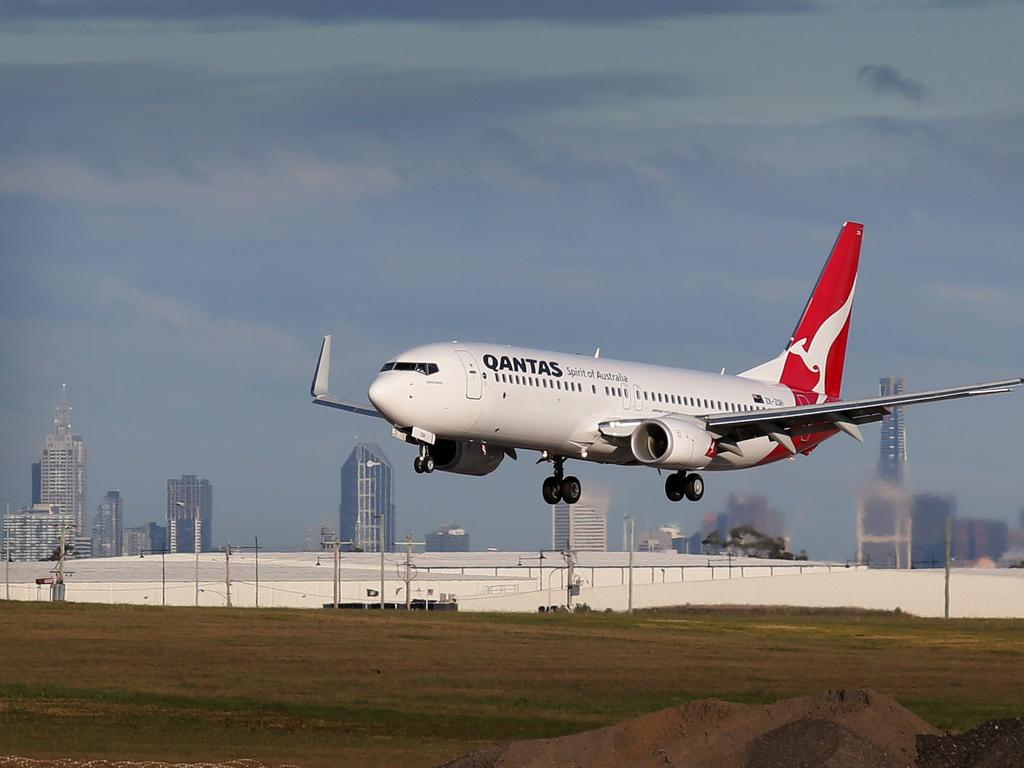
[739,222,862,401]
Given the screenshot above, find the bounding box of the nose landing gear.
[540,456,582,505]
[413,445,435,474]
[665,471,704,502]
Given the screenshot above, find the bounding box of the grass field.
[1,602,1022,767]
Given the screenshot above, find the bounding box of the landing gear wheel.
[542,476,562,504]
[684,473,704,502]
[413,457,424,474]
[423,455,435,473]
[665,473,685,502]
[560,476,582,505]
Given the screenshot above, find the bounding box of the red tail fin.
[740,222,862,401]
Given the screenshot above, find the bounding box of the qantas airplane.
[312,222,1022,505]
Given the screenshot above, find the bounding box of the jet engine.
[630,416,716,470]
[432,439,505,476]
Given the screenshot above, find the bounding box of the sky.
[1,0,1022,559]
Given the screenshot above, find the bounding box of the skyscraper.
[551,490,608,551]
[3,504,76,561]
[339,444,394,553]
[31,462,41,505]
[123,522,167,557]
[167,475,212,553]
[40,384,87,534]
[426,524,470,552]
[92,490,123,558]
[878,377,907,484]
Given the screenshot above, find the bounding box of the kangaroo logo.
[785,277,857,398]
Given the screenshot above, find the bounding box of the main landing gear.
[541,457,582,505]
[413,445,435,474]
[665,471,704,502]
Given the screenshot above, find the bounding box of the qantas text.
[483,354,563,378]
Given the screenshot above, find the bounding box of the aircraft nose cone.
[368,375,403,422]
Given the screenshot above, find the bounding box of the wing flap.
[706,378,1022,441]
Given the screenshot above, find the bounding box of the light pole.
[4,501,10,600]
[139,548,168,606]
[625,515,634,615]
[365,458,385,608]
[175,500,201,606]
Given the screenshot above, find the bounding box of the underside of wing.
[705,377,1023,453]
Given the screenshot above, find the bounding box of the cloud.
[96,277,311,381]
[0,154,401,209]
[857,64,929,102]
[0,62,692,168]
[0,0,816,23]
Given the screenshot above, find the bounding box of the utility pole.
[321,535,353,609]
[378,512,386,608]
[50,526,73,602]
[220,544,234,607]
[626,515,634,615]
[394,535,425,610]
[944,511,953,619]
[564,549,577,611]
[254,536,259,608]
[4,501,9,600]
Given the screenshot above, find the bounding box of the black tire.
[413,457,424,474]
[424,456,435,473]
[665,473,685,502]
[542,476,562,504]
[560,476,582,505]
[684,473,704,502]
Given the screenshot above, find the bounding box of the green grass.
[1,601,1021,767]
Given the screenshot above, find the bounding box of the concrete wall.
[5,566,1021,618]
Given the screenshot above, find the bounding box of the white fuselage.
[367,342,807,471]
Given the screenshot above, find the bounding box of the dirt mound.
[440,689,936,768]
[916,718,1024,768]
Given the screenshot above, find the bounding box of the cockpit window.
[380,361,439,375]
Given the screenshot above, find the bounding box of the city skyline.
[2,3,1022,558]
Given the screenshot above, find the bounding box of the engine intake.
[630,416,715,470]
[432,439,504,476]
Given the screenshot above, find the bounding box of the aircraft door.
[621,384,631,410]
[454,350,482,400]
[633,385,643,411]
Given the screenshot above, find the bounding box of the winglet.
[311,335,332,397]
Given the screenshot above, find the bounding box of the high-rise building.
[878,377,907,484]
[40,385,87,534]
[167,475,212,553]
[856,481,912,568]
[953,518,1009,563]
[123,522,167,557]
[551,490,608,551]
[2,504,76,562]
[426,524,470,552]
[340,444,394,553]
[911,493,955,568]
[92,491,123,558]
[31,462,41,505]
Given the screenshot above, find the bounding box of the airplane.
[311,221,1022,505]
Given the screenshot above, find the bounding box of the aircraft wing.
[704,377,1023,454]
[597,377,1022,455]
[310,335,384,419]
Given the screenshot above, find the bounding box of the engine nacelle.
[432,439,504,476]
[630,416,716,470]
